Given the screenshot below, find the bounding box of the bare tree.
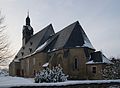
[0,12,13,65]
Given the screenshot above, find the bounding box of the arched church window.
[75,58,78,69]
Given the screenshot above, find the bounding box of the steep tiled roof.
[14,24,55,61]
[14,21,95,61]
[34,21,95,53]
[45,21,94,52]
[54,21,94,50]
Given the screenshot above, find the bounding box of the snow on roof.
[86,55,113,65]
[35,41,48,53]
[76,46,80,47]
[86,60,94,64]
[51,49,57,52]
[86,60,106,64]
[42,63,49,67]
[19,40,49,59]
[82,40,95,49]
[47,49,51,52]
[102,55,113,64]
[14,59,20,62]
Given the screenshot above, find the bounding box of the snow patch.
[102,55,113,64]
[35,41,48,53]
[51,49,56,51]
[86,60,94,64]
[42,63,49,67]
[76,46,80,47]
[23,53,34,58]
[14,59,20,62]
[81,29,95,49]
[85,60,107,64]
[86,55,113,64]
[48,49,51,52]
[83,40,95,49]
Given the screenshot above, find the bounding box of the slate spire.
[26,11,30,26]
[22,12,34,46]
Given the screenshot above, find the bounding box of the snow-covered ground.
[0,76,33,87]
[0,76,120,87]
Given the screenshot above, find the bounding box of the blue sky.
[0,0,120,58]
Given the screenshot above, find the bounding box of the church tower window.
[30,42,33,45]
[21,52,24,56]
[29,48,32,53]
[22,46,25,49]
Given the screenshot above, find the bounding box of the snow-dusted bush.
[101,65,118,80]
[0,68,9,76]
[101,59,120,79]
[34,66,68,83]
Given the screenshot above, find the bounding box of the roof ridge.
[63,21,80,48]
[32,24,52,37]
[50,21,82,50]
[55,21,79,35]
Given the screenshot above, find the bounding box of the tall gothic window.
[33,70,36,76]
[75,58,78,69]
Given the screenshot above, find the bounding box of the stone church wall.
[86,64,106,80]
[48,48,89,80]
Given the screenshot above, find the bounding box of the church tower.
[22,12,33,46]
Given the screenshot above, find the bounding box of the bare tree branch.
[0,11,14,65]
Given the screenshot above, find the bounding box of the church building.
[9,14,112,80]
